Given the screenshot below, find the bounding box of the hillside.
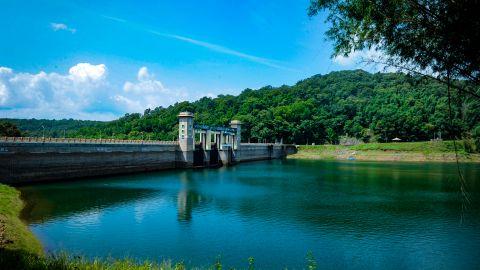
[0,119,103,138]
[2,70,480,144]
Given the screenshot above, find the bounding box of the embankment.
[0,184,42,256]
[289,141,480,162]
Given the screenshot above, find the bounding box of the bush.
[473,126,480,153]
[0,121,22,137]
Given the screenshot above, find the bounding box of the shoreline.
[0,184,42,256]
[288,142,480,163]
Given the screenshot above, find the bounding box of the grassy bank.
[289,141,480,162]
[0,184,42,255]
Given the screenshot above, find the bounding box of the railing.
[0,137,178,145]
[240,143,279,145]
[240,143,296,146]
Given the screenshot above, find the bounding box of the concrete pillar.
[216,133,221,147]
[206,130,212,150]
[219,131,224,150]
[230,120,242,150]
[178,112,194,166]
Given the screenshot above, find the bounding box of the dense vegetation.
[2,70,480,146]
[0,119,102,138]
[308,0,480,97]
[0,120,23,137]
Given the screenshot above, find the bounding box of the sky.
[0,0,372,120]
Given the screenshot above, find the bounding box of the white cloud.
[0,82,8,105]
[0,63,111,120]
[137,66,151,81]
[0,64,193,120]
[0,67,13,74]
[116,67,189,112]
[69,63,107,82]
[50,22,76,34]
[332,47,400,73]
[333,48,385,66]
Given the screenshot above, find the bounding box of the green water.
[20,160,480,269]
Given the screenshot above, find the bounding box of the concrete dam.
[0,112,297,184]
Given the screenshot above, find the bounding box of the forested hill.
[0,118,103,138]
[3,70,480,144]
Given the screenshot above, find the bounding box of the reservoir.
[19,160,480,269]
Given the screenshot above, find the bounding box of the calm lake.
[20,160,480,269]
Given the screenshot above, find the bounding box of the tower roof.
[178,111,194,118]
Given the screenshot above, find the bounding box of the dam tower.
[178,111,194,166]
[230,120,242,150]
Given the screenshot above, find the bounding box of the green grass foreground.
[0,184,43,255]
[290,141,480,162]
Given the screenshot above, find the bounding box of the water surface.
[20,160,480,269]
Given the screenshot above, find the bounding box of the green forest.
[2,70,480,145]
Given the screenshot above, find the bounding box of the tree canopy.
[0,120,22,137]
[308,0,480,95]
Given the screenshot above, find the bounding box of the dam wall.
[235,143,297,162]
[0,140,179,184]
[0,138,296,184]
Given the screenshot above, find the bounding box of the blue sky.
[0,0,369,120]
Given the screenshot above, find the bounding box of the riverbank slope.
[0,184,42,255]
[289,141,480,162]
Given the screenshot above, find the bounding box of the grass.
[350,141,463,153]
[0,184,43,256]
[291,141,480,162]
[0,251,193,270]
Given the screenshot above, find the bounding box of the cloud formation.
[333,47,388,66]
[69,63,106,81]
[0,64,190,120]
[50,23,76,33]
[116,67,188,112]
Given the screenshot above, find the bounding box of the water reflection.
[19,160,480,269]
[20,183,160,224]
[176,190,204,222]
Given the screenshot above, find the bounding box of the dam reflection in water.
[20,160,480,269]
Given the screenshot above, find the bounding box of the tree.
[0,121,22,137]
[473,125,480,151]
[308,0,480,98]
